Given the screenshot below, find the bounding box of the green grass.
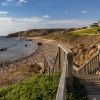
[71,27,100,35]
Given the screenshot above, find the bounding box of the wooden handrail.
[77,51,99,71]
[58,44,71,54]
[56,44,73,100]
[56,61,67,100]
[73,50,100,75]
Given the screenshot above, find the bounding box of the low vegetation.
[45,27,100,40]
[0,71,88,100]
[71,27,100,35]
[0,72,61,100]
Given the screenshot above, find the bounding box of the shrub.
[0,72,61,100]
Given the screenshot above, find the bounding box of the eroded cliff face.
[72,44,98,66]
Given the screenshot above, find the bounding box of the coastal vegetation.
[70,27,100,35]
[0,71,87,100]
[0,71,61,100]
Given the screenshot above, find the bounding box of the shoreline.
[0,44,38,70]
[0,37,38,64]
[0,38,58,85]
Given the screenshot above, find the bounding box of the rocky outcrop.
[0,48,7,51]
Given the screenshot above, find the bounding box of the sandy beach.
[0,38,58,85]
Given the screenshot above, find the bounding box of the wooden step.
[76,75,100,95]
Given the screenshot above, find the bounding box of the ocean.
[0,37,38,63]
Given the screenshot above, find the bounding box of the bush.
[0,72,88,100]
[0,72,61,100]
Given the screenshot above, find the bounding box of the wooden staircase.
[44,44,100,100]
[74,46,100,100]
[77,75,100,95]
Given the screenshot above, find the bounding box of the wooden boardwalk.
[44,44,100,100]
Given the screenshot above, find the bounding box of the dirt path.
[26,37,73,49]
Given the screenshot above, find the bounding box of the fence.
[43,44,73,100]
[73,44,100,75]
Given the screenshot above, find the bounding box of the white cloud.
[11,17,43,23]
[81,10,87,14]
[0,16,95,36]
[17,0,27,4]
[0,16,46,36]
[42,15,50,18]
[0,11,8,16]
[6,0,13,1]
[47,19,94,28]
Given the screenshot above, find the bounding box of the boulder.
[0,48,7,51]
[28,63,42,73]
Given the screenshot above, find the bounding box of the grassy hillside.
[43,28,100,47]
[71,27,100,35]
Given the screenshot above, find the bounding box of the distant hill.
[7,28,78,37]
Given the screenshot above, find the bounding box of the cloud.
[0,11,8,16]
[0,16,95,36]
[17,0,27,4]
[1,2,8,6]
[81,10,88,14]
[11,17,43,23]
[0,16,46,35]
[42,15,50,18]
[0,0,27,6]
[0,0,13,6]
[6,0,13,1]
[47,19,94,28]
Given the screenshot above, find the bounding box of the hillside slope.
[7,28,77,37]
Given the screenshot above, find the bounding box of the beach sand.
[0,38,58,85]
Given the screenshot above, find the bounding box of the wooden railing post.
[58,46,61,70]
[98,44,100,52]
[54,47,60,71]
[66,52,73,89]
[98,44,100,72]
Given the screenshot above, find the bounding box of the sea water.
[0,37,37,63]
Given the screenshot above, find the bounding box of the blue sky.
[0,0,100,35]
